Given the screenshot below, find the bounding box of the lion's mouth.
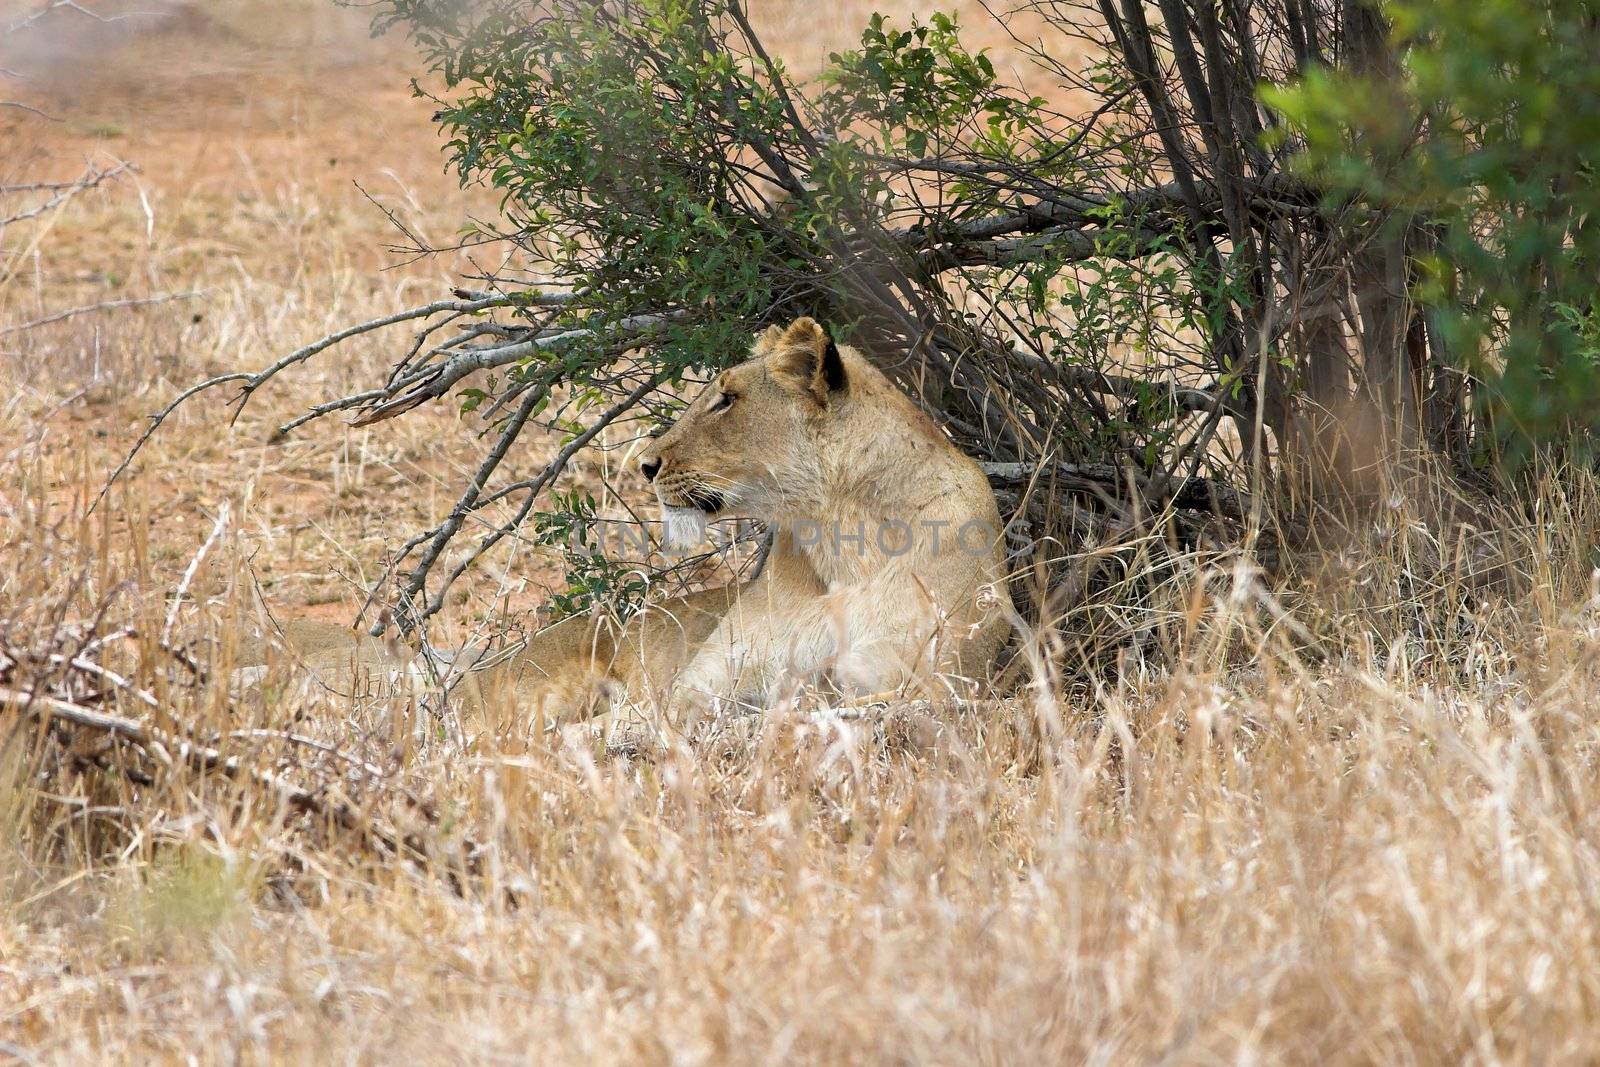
[659,483,726,514]
[682,486,726,514]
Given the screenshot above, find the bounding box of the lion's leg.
[669,623,782,719]
[667,576,948,717]
[664,583,833,720]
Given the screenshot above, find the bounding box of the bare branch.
[342,310,685,430]
[0,99,59,120]
[387,380,554,633]
[0,161,131,228]
[90,373,254,516]
[894,174,1322,272]
[919,223,1172,271]
[982,459,1250,519]
[273,309,688,438]
[365,367,674,636]
[1007,347,1221,413]
[1,289,206,336]
[229,294,539,419]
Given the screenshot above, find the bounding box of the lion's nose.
[641,457,661,482]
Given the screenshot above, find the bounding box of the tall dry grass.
[7,417,1600,1063]
[6,3,1600,1064]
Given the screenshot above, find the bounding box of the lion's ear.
[767,317,847,403]
[751,323,787,356]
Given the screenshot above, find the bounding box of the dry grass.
[5,4,1600,1064]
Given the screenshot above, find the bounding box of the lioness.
[238,317,1009,729]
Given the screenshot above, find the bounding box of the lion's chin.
[660,505,710,550]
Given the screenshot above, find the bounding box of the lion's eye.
[711,391,736,413]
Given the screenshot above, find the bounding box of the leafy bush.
[1268,0,1600,460]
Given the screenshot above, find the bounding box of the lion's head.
[638,317,849,545]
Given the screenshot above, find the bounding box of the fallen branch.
[1,686,419,856]
[0,674,491,886]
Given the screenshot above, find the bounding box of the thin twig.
[90,373,253,515]
[390,381,554,632]
[418,368,675,622]
[229,294,527,419]
[1,290,207,336]
[0,161,131,229]
[0,100,59,121]
[344,310,688,429]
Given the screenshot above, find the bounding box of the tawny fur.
[640,317,1009,714]
[235,318,1009,730]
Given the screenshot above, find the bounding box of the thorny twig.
[0,161,132,230]
[413,366,675,627]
